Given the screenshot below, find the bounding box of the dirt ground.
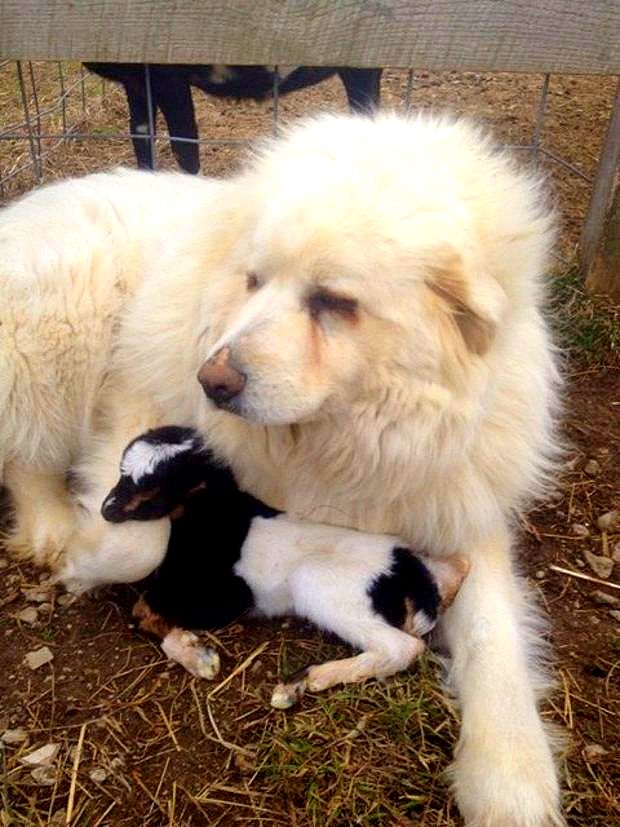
[0,67,619,825]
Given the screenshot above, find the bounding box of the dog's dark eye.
[246,272,261,292]
[307,289,358,321]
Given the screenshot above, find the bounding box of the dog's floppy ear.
[425,249,506,356]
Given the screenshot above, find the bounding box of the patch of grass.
[252,653,459,826]
[548,263,620,367]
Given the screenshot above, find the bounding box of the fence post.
[580,79,620,299]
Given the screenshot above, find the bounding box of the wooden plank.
[0,1,619,73]
[581,80,620,299]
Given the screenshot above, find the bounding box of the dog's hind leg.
[2,461,76,568]
[271,630,424,709]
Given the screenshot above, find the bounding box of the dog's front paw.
[452,731,564,827]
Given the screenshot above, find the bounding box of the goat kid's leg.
[271,630,424,709]
[123,78,156,170]
[156,74,200,174]
[443,526,564,827]
[132,597,220,680]
[2,462,76,568]
[337,68,383,112]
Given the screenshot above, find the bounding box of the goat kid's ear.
[426,554,471,609]
[425,248,506,356]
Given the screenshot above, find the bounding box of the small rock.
[57,593,76,607]
[89,767,107,783]
[571,523,590,538]
[563,456,580,472]
[609,610,620,622]
[582,743,608,763]
[535,569,545,580]
[22,588,50,604]
[234,752,256,775]
[597,510,620,532]
[612,542,620,564]
[24,646,54,670]
[584,550,614,579]
[16,607,38,625]
[590,616,600,625]
[19,743,60,767]
[31,766,58,786]
[592,590,620,607]
[575,558,585,567]
[250,659,263,674]
[37,603,52,614]
[1,728,28,745]
[584,459,601,476]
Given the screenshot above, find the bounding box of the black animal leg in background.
[154,72,201,174]
[337,68,383,112]
[123,77,157,170]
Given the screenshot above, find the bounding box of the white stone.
[571,523,590,538]
[22,588,50,604]
[584,551,614,579]
[584,459,601,476]
[583,743,608,762]
[16,607,38,625]
[24,646,54,670]
[597,510,619,531]
[19,743,60,767]
[1,728,28,745]
[592,590,620,607]
[31,766,58,786]
[89,767,108,783]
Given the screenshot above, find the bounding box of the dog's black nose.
[198,347,246,405]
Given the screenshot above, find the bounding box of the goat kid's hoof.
[161,630,221,679]
[195,647,221,680]
[271,668,310,709]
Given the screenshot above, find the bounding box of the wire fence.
[0,60,615,264]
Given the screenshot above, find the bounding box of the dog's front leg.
[57,389,170,592]
[442,525,564,827]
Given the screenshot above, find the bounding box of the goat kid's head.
[101,426,210,523]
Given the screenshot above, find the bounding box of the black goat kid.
[101,426,468,708]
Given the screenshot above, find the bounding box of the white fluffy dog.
[0,113,563,826]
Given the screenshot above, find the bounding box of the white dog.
[0,113,563,826]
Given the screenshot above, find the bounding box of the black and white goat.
[84,64,383,174]
[102,426,468,708]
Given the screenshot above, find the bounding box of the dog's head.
[196,115,539,427]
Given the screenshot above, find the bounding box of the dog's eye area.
[307,290,358,320]
[246,272,261,291]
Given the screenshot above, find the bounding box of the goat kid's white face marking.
[121,439,195,483]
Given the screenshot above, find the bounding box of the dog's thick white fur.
[0,113,563,826]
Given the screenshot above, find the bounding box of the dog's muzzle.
[198,347,246,408]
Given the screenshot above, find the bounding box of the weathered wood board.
[0,1,619,73]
